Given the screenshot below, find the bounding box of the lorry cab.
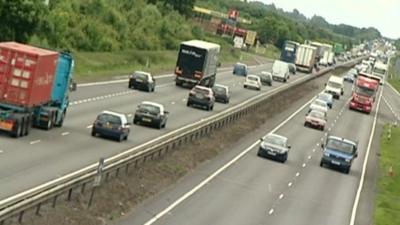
[320,135,358,174]
[325,76,344,99]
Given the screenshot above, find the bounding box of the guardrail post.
[125,163,130,174]
[67,188,73,201]
[52,195,58,208]
[18,211,24,224]
[0,219,4,225]
[36,203,42,216]
[116,167,120,177]
[81,183,86,194]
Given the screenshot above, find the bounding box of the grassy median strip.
[374,125,400,225]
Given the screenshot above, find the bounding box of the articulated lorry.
[175,40,220,88]
[0,42,74,137]
[295,44,317,73]
[349,72,379,114]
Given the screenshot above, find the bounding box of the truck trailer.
[0,42,74,137]
[175,40,220,88]
[295,44,317,73]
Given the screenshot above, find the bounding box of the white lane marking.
[0,150,3,154]
[349,88,383,225]
[30,140,41,145]
[86,125,93,129]
[61,132,70,136]
[268,209,274,215]
[127,114,133,117]
[325,133,328,136]
[295,172,300,177]
[288,182,292,187]
[302,163,306,168]
[142,89,316,225]
[308,155,312,159]
[279,194,284,199]
[171,102,176,105]
[317,143,320,146]
[328,128,331,132]
[387,82,400,97]
[182,98,186,102]
[312,149,316,153]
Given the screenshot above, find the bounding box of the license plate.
[135,79,143,83]
[142,118,151,122]
[267,151,276,156]
[331,160,340,165]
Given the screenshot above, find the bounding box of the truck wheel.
[55,111,66,127]
[343,167,350,174]
[11,120,22,138]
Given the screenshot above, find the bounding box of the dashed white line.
[86,125,93,129]
[268,209,274,215]
[328,128,331,131]
[288,182,292,187]
[308,155,312,159]
[0,150,3,154]
[295,172,300,177]
[171,102,176,105]
[312,149,316,153]
[127,114,133,117]
[302,163,306,168]
[61,132,70,136]
[182,98,186,102]
[30,140,41,145]
[279,194,284,199]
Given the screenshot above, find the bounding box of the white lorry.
[295,44,317,73]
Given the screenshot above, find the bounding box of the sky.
[252,0,400,39]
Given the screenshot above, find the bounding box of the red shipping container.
[0,42,59,107]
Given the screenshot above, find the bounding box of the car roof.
[181,40,221,50]
[140,101,164,109]
[314,99,327,105]
[309,109,325,116]
[261,71,272,75]
[328,136,357,146]
[266,133,288,141]
[100,110,126,117]
[235,62,247,67]
[134,71,151,76]
[214,84,228,89]
[193,85,212,91]
[247,74,260,79]
[329,76,343,82]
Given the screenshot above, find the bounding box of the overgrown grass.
[73,34,279,82]
[374,125,400,225]
[388,55,400,92]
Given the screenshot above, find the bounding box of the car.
[320,135,358,174]
[344,68,358,83]
[304,109,327,131]
[91,111,130,142]
[187,85,215,110]
[128,71,156,92]
[212,84,230,104]
[258,133,291,163]
[257,71,272,86]
[309,99,329,115]
[324,75,344,99]
[233,63,248,76]
[133,101,169,129]
[317,92,334,109]
[288,63,297,75]
[244,75,262,91]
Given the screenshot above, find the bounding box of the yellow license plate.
[0,121,13,131]
[142,118,151,122]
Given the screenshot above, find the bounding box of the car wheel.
[91,129,96,137]
[147,86,152,92]
[343,167,350,174]
[284,78,287,83]
[186,101,191,107]
[244,85,247,88]
[118,134,124,142]
[257,87,261,91]
[210,104,214,110]
[304,122,308,127]
[157,122,162,129]
[320,161,324,167]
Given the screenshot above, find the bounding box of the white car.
[244,75,262,91]
[309,99,329,115]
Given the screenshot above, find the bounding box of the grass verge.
[374,125,400,225]
[388,55,400,92]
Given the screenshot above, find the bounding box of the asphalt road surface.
[116,75,390,225]
[0,62,312,200]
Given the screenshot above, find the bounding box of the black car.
[91,111,130,142]
[129,71,156,92]
[133,101,168,129]
[257,72,272,86]
[258,134,291,163]
[233,63,248,76]
[187,85,215,110]
[212,84,230,104]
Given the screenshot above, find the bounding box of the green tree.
[0,0,46,42]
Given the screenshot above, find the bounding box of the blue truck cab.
[320,135,358,174]
[280,41,299,64]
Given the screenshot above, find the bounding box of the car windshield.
[134,73,148,80]
[248,76,258,81]
[264,135,286,147]
[328,81,341,89]
[139,104,160,114]
[213,86,226,94]
[355,86,375,97]
[326,139,354,154]
[309,111,325,119]
[97,113,122,125]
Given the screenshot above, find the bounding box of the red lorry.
[349,72,379,114]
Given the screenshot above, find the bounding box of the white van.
[272,60,290,82]
[325,76,344,99]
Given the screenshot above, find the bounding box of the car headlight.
[345,158,351,162]
[324,152,330,157]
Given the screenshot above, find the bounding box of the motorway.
[116,74,390,225]
[0,61,313,200]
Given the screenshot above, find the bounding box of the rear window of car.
[265,135,286,147]
[194,87,210,95]
[139,104,160,114]
[213,86,226,93]
[309,111,325,119]
[235,64,245,70]
[248,76,258,81]
[134,73,148,80]
[98,113,122,125]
